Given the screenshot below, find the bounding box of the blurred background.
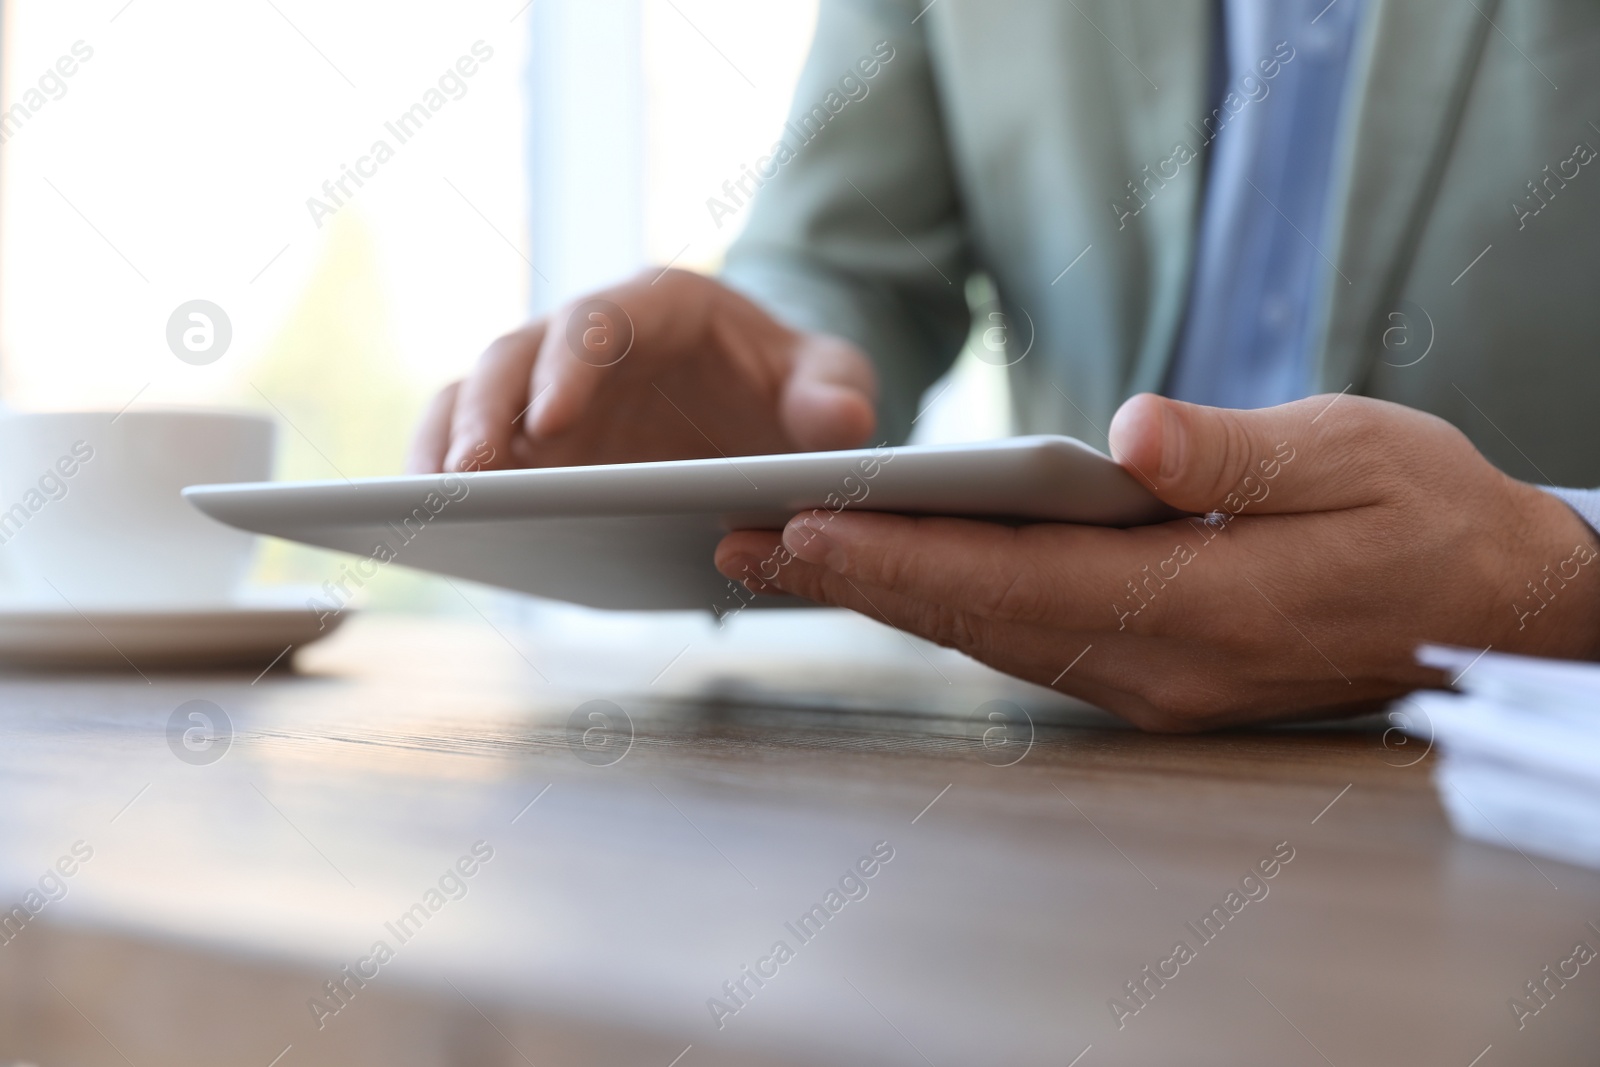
[0,0,1010,613]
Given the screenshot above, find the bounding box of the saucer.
[0,587,349,671]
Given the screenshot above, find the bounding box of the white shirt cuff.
[1540,485,1600,535]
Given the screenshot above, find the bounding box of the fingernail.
[526,391,551,435]
[718,554,766,590]
[449,440,485,473]
[1159,402,1188,482]
[784,516,844,568]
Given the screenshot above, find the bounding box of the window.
[1,0,999,605]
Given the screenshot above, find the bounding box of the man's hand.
[714,393,1600,730]
[407,269,877,473]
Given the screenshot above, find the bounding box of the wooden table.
[0,610,1595,1066]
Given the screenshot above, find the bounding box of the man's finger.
[1107,392,1412,515]
[717,529,1392,729]
[525,269,720,440]
[524,306,614,441]
[446,325,545,472]
[778,332,878,451]
[405,380,461,474]
[715,528,1153,712]
[770,511,1212,632]
[716,527,1006,657]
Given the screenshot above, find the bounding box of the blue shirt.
[1163,3,1600,532]
[1164,0,1366,409]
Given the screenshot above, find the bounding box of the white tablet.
[184,436,1175,612]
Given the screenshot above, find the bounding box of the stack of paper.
[1406,645,1600,872]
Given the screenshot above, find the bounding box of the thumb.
[779,333,878,451]
[1107,392,1381,514]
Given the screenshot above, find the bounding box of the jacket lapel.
[1113,0,1214,398]
[1314,0,1495,391]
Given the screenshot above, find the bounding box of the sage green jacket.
[722,0,1600,485]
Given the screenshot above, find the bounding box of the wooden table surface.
[0,609,1596,1066]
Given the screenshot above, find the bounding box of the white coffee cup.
[0,409,275,609]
